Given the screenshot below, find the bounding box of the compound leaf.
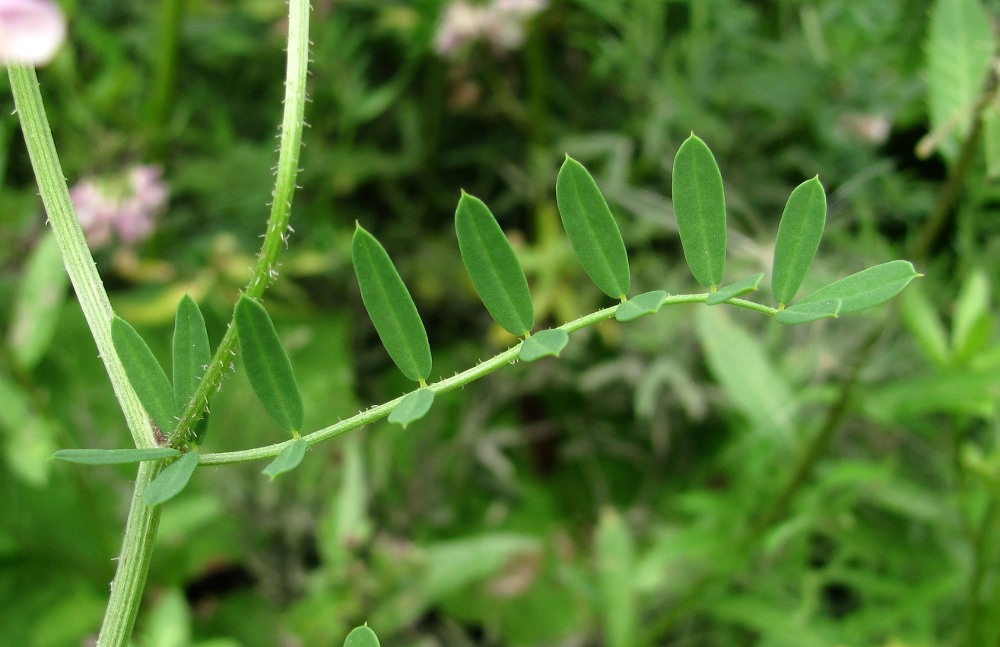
[112,316,177,436]
[771,177,826,306]
[262,437,309,480]
[556,157,630,299]
[52,447,180,465]
[520,329,569,362]
[616,290,668,322]
[455,192,534,336]
[388,388,435,428]
[344,625,380,647]
[352,225,432,383]
[234,295,304,433]
[672,134,726,289]
[794,261,919,314]
[706,273,765,305]
[143,451,199,506]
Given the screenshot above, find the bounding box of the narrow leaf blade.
[775,298,842,325]
[672,134,727,289]
[262,438,309,480]
[771,177,826,306]
[344,625,381,647]
[615,290,668,322]
[388,388,435,428]
[8,232,68,370]
[234,296,305,432]
[52,448,180,465]
[352,225,432,382]
[556,157,630,299]
[172,295,212,441]
[112,317,177,436]
[455,192,534,336]
[519,329,569,362]
[794,261,919,314]
[143,451,199,506]
[706,273,765,305]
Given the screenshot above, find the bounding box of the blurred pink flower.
[0,0,66,66]
[71,165,169,249]
[435,0,547,58]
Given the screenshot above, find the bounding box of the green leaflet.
[388,388,435,428]
[8,232,68,371]
[234,295,304,433]
[262,437,309,479]
[352,225,432,383]
[519,329,569,362]
[52,448,180,465]
[555,156,630,299]
[173,296,212,443]
[706,273,764,306]
[615,290,668,322]
[672,134,727,289]
[793,261,920,314]
[455,192,534,336]
[111,316,177,436]
[344,625,380,647]
[775,298,842,325]
[771,177,826,307]
[143,451,199,506]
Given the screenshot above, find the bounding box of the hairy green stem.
[170,0,311,446]
[200,295,776,466]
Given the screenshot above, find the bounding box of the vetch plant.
[6,1,920,645]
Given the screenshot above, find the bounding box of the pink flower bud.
[0,0,67,66]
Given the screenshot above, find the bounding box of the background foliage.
[2,0,1000,645]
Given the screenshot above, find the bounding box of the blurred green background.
[3,0,1000,645]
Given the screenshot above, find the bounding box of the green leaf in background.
[234,295,305,433]
[672,134,727,289]
[519,329,569,362]
[706,273,765,306]
[899,285,950,366]
[950,270,993,365]
[352,225,433,383]
[262,437,309,480]
[771,177,826,307]
[8,232,68,371]
[143,451,200,507]
[925,0,994,159]
[111,316,177,436]
[596,508,637,647]
[52,448,180,465]
[555,156,630,299]
[172,296,211,413]
[793,261,920,314]
[455,192,534,336]
[615,290,668,322]
[775,298,842,325]
[0,374,58,485]
[343,625,380,647]
[388,388,435,428]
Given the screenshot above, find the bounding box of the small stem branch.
[199,295,777,466]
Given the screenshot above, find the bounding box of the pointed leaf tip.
[555,157,630,299]
[352,226,432,383]
[344,625,380,647]
[672,135,727,289]
[793,260,918,315]
[455,193,534,335]
[234,296,304,432]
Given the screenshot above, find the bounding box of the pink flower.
[434,0,547,58]
[71,165,169,249]
[0,0,66,66]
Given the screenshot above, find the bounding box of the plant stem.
[170,0,311,446]
[199,295,777,466]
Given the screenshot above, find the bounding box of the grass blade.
[143,451,199,506]
[556,156,630,299]
[455,192,534,336]
[771,177,826,307]
[352,224,432,383]
[111,316,177,436]
[672,134,726,289]
[234,295,304,433]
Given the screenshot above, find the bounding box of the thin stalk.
[199,295,777,466]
